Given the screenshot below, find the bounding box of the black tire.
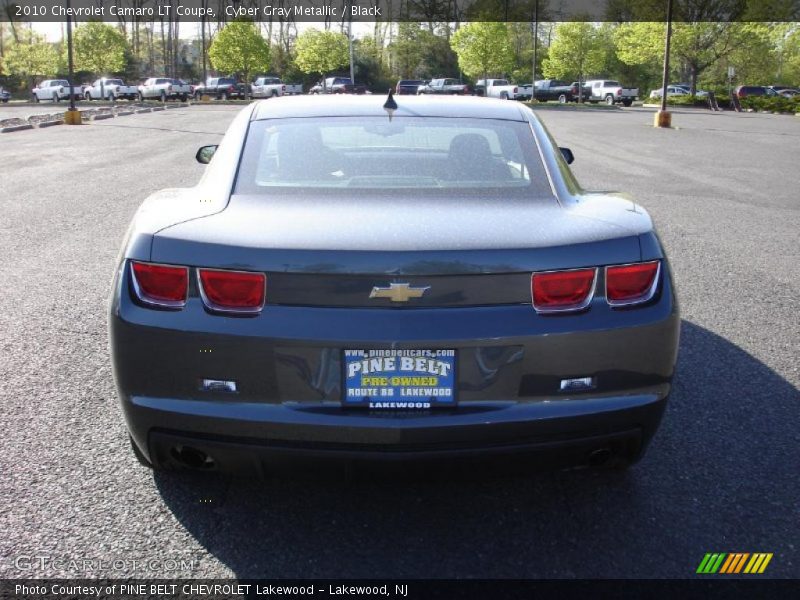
[129,436,155,469]
[85,92,92,101]
[558,93,567,104]
[109,92,115,102]
[271,90,278,98]
[220,91,228,101]
[622,99,633,107]
[139,92,145,102]
[180,94,187,102]
[160,90,167,102]
[53,93,60,103]
[500,92,509,100]
[194,91,201,100]
[605,94,615,105]
[33,94,40,103]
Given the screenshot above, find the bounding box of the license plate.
[343,349,456,409]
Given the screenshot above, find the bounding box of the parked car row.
[391,78,638,105]
[649,83,799,100]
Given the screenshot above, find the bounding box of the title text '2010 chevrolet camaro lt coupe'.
[109,95,679,473]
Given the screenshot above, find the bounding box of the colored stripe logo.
[697,553,773,574]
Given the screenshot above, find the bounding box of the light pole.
[655,0,674,128]
[64,0,81,124]
[531,0,539,97]
[348,19,355,85]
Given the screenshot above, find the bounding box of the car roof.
[251,95,528,121]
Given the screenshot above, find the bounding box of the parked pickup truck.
[32,80,84,103]
[193,77,248,100]
[309,77,367,95]
[585,79,638,106]
[84,78,138,101]
[138,78,191,102]
[527,79,578,103]
[416,78,471,95]
[474,79,524,100]
[251,76,303,98]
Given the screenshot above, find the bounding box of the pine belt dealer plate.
[343,349,456,409]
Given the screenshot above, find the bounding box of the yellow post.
[64,109,82,125]
[654,110,671,128]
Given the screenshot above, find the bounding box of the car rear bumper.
[125,388,668,472]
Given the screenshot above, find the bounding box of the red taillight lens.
[131,261,188,307]
[606,261,660,306]
[532,268,596,313]
[198,269,266,313]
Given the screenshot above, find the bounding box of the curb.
[135,108,152,114]
[92,113,114,120]
[151,107,165,112]
[37,120,64,128]
[116,111,134,117]
[0,123,34,133]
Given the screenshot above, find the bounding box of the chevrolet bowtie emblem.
[369,283,430,302]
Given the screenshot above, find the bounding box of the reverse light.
[605,261,660,306]
[198,268,266,314]
[130,261,188,308]
[532,268,597,313]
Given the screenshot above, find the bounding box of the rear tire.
[558,93,567,104]
[85,92,92,101]
[180,94,187,102]
[108,92,115,102]
[605,94,615,105]
[501,92,509,100]
[160,90,167,102]
[53,94,60,103]
[220,91,228,101]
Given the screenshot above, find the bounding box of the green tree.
[614,21,753,94]
[450,22,513,82]
[1,29,58,90]
[74,22,128,75]
[208,20,270,98]
[542,22,604,99]
[294,29,350,91]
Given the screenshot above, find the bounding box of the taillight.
[282,85,286,92]
[605,261,660,306]
[130,261,188,308]
[198,269,266,314]
[531,268,596,313]
[617,89,622,96]
[513,87,518,93]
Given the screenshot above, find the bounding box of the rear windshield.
[235,116,551,195]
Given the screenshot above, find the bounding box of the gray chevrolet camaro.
[109,95,679,473]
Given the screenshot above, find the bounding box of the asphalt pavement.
[0,105,797,579]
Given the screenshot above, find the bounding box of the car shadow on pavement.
[153,320,799,578]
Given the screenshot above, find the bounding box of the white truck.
[84,78,138,101]
[31,80,84,103]
[475,78,524,100]
[137,78,191,102]
[584,79,638,106]
[251,76,303,98]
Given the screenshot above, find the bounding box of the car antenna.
[383,89,398,121]
[383,88,398,111]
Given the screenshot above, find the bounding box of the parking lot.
[0,105,797,579]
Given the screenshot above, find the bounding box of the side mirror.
[559,147,575,164]
[195,145,218,164]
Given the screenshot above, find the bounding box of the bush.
[740,95,800,113]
